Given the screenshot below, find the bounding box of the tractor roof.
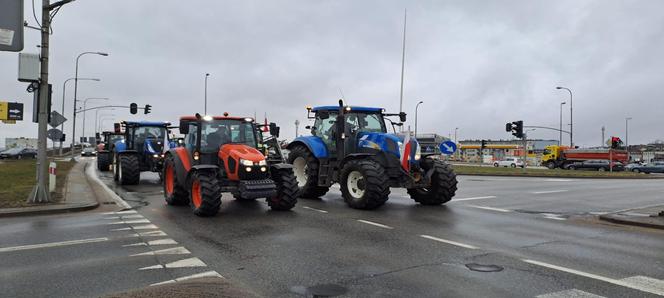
[179,115,253,121]
[122,121,171,127]
[312,106,383,113]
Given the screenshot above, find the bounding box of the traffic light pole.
[523,134,527,173]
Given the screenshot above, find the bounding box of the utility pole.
[294,119,300,138]
[559,101,566,146]
[601,126,605,148]
[523,133,528,173]
[398,8,407,130]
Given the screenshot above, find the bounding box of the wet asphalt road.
[2,159,664,297]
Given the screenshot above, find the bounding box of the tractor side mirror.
[399,112,407,123]
[269,122,280,137]
[305,125,312,130]
[179,120,189,134]
[318,110,330,120]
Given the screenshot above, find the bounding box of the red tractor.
[162,114,297,216]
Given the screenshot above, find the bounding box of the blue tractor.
[112,121,176,185]
[287,100,457,209]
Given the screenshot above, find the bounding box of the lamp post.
[556,86,573,147]
[204,73,210,114]
[81,97,108,144]
[559,101,566,146]
[295,119,300,138]
[72,51,108,158]
[625,117,632,153]
[98,117,116,133]
[59,77,99,155]
[95,108,115,135]
[414,101,423,137]
[454,127,459,160]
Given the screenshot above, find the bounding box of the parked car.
[567,160,624,171]
[0,148,38,159]
[493,157,524,168]
[81,147,97,157]
[624,162,644,171]
[631,161,664,174]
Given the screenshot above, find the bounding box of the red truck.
[541,145,629,169]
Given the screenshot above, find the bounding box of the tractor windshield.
[345,112,386,133]
[200,119,257,152]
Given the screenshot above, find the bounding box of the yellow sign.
[2,120,16,124]
[0,102,7,120]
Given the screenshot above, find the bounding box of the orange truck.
[541,145,628,169]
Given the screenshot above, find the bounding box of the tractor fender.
[270,163,293,170]
[113,140,128,153]
[117,149,138,156]
[287,136,329,159]
[167,148,193,188]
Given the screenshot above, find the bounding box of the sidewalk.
[599,205,664,230]
[0,160,113,217]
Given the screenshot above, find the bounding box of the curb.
[0,202,99,218]
[84,162,132,210]
[598,214,664,230]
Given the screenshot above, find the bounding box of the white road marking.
[523,259,664,296]
[150,271,223,286]
[302,206,328,213]
[123,242,148,247]
[119,214,144,219]
[131,224,158,230]
[536,289,604,298]
[542,214,566,221]
[0,237,108,253]
[466,205,511,213]
[357,219,393,229]
[126,231,168,237]
[108,219,150,225]
[140,257,207,270]
[110,227,132,231]
[420,235,478,249]
[102,210,137,215]
[104,216,120,220]
[532,190,568,194]
[452,196,497,202]
[147,239,178,245]
[544,179,574,182]
[131,246,190,256]
[620,276,664,294]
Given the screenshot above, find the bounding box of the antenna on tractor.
[338,87,346,101]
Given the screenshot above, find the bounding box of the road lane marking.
[536,289,604,298]
[544,179,574,182]
[420,235,478,249]
[111,227,132,231]
[466,205,511,213]
[126,231,168,237]
[532,190,568,194]
[123,238,179,247]
[542,214,566,221]
[150,271,223,286]
[108,219,150,225]
[0,237,108,253]
[131,224,159,230]
[140,257,207,270]
[357,219,393,229]
[523,259,664,296]
[620,276,664,294]
[102,210,137,215]
[302,206,328,213]
[452,196,497,202]
[119,214,145,219]
[131,247,190,256]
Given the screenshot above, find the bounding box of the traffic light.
[144,104,151,114]
[59,134,66,142]
[506,121,524,138]
[114,123,121,133]
[130,103,138,114]
[481,139,486,149]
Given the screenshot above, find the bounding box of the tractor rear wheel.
[287,146,329,198]
[163,156,188,206]
[189,171,221,216]
[119,154,141,185]
[340,160,390,209]
[97,153,110,172]
[407,160,458,205]
[267,168,298,211]
[113,154,119,181]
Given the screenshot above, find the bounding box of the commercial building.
[5,137,38,149]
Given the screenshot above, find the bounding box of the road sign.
[439,140,457,155]
[0,0,24,52]
[0,101,23,120]
[49,111,67,128]
[47,128,63,141]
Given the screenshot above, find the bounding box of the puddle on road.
[290,284,348,297]
[465,263,504,272]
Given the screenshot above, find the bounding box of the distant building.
[5,137,38,149]
[458,139,557,164]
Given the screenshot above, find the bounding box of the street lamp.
[95,108,116,134]
[414,101,423,137]
[96,114,115,133]
[204,73,210,114]
[625,117,632,152]
[559,101,566,146]
[72,51,108,157]
[556,86,573,147]
[98,117,116,133]
[454,127,459,160]
[59,77,99,155]
[80,97,109,143]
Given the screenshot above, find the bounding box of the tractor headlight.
[240,159,254,166]
[260,166,267,172]
[245,167,252,172]
[258,160,267,166]
[153,154,159,158]
[414,146,421,161]
[398,141,404,154]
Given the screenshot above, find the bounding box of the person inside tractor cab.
[205,125,231,151]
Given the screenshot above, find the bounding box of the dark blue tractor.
[112,121,176,185]
[287,100,457,209]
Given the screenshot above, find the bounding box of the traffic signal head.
[144,104,151,114]
[506,120,524,138]
[130,103,138,114]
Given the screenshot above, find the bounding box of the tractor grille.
[237,179,276,199]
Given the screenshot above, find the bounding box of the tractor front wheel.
[267,168,298,211]
[163,156,188,206]
[287,146,329,198]
[189,171,221,216]
[119,154,141,185]
[407,160,458,205]
[97,153,110,172]
[340,160,390,209]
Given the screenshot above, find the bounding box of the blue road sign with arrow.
[439,140,457,155]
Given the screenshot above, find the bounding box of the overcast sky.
[1,0,663,148]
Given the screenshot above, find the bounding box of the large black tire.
[340,160,390,209]
[545,162,556,169]
[163,155,188,206]
[287,146,329,198]
[267,168,298,211]
[189,171,222,216]
[407,160,458,205]
[119,154,141,185]
[97,153,110,172]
